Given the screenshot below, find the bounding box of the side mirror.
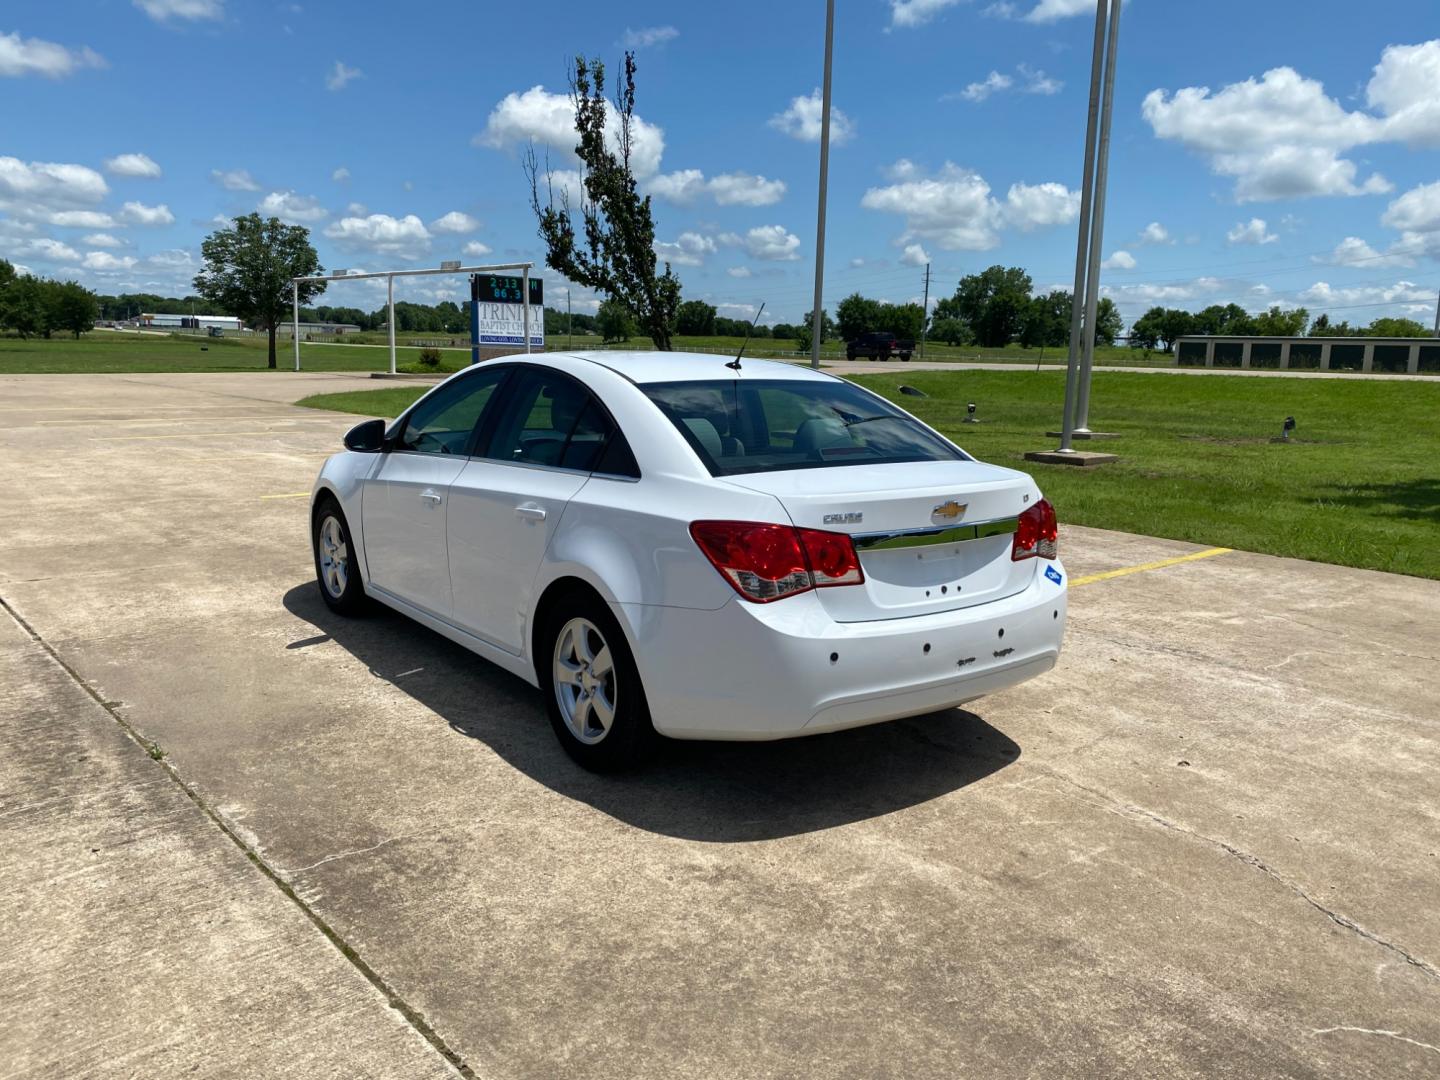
[343,418,388,453]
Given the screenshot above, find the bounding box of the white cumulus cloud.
[324,213,432,259]
[720,225,802,262]
[104,153,161,178]
[332,166,350,183]
[257,191,326,224]
[119,201,174,226]
[899,243,931,267]
[82,251,137,271]
[0,30,104,78]
[478,85,666,179]
[430,211,479,234]
[0,157,108,217]
[1102,250,1136,270]
[769,90,855,145]
[82,232,123,248]
[133,0,224,21]
[1137,221,1172,245]
[654,232,717,267]
[861,162,1078,250]
[1227,218,1277,245]
[620,26,678,48]
[462,240,492,257]
[48,210,117,228]
[648,169,785,207]
[212,168,260,191]
[889,0,967,28]
[1316,236,1415,269]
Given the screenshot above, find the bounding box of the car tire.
[313,497,367,616]
[538,590,656,771]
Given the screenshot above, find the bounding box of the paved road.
[2,371,1438,1079]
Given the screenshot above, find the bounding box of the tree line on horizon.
[1128,303,1432,353]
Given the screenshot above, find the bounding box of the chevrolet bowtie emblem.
[931,500,967,523]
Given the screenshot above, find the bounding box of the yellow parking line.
[1070,547,1232,589]
[260,492,311,500]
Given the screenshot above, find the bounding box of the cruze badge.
[931,500,967,523]
[823,512,864,525]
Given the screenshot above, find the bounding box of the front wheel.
[539,594,655,771]
[313,499,367,615]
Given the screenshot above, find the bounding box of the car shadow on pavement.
[282,583,1021,843]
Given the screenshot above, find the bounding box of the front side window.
[396,368,508,455]
[641,379,965,477]
[483,369,637,476]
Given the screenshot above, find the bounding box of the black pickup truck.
[845,331,914,361]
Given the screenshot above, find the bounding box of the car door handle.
[515,503,546,521]
[419,489,443,505]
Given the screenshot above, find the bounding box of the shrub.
[417,346,442,369]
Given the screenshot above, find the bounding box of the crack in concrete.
[1311,1026,1440,1056]
[0,594,475,1080]
[1029,766,1440,986]
[283,835,415,877]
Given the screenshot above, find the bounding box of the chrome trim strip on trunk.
[852,517,1019,551]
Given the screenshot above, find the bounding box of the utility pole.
[1433,287,1439,337]
[1074,0,1122,433]
[808,0,835,371]
[920,263,931,360]
[1024,0,1120,468]
[567,287,573,349]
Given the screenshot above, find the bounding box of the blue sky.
[3,0,1438,329]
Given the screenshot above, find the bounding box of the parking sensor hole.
[998,628,1005,639]
[941,585,948,594]
[1053,610,1058,619]
[923,643,931,654]
[829,652,839,664]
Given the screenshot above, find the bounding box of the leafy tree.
[795,308,834,354]
[835,293,883,342]
[770,322,799,340]
[1095,297,1123,346]
[951,266,1033,348]
[1251,305,1309,337]
[597,298,635,342]
[435,300,465,334]
[528,53,680,350]
[676,299,717,336]
[929,316,971,346]
[194,213,325,368]
[1019,291,1071,349]
[1364,316,1427,337]
[1309,313,1331,336]
[875,302,925,341]
[0,258,14,293]
[1192,303,1253,337]
[0,274,47,338]
[48,280,99,338]
[1129,307,1195,353]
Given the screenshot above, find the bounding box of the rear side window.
[641,379,965,477]
[483,369,638,477]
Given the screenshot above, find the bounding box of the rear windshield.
[641,378,967,476]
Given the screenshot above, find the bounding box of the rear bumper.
[619,561,1067,740]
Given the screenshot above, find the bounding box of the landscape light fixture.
[1282,416,1296,441]
[964,401,980,424]
[898,385,928,398]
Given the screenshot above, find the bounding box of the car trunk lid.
[724,460,1039,622]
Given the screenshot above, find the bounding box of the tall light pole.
[1074,0,1122,433]
[808,0,836,370]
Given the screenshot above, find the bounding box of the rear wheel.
[313,498,366,615]
[539,591,655,771]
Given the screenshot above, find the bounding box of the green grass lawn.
[0,330,1170,374]
[297,369,1440,579]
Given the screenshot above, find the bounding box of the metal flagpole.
[1074,0,1122,434]
[292,280,300,371]
[387,274,396,375]
[1057,0,1108,453]
[809,0,835,370]
[920,263,930,360]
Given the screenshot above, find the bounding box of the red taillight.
[690,521,864,603]
[1012,499,1059,561]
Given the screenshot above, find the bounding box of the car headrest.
[681,417,723,459]
[794,417,853,456]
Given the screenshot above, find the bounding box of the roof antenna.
[726,302,765,371]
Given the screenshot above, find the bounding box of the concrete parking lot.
[2,371,1438,1079]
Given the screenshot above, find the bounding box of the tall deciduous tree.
[675,299,717,336]
[951,266,1034,348]
[193,213,325,369]
[48,280,99,338]
[1095,297,1123,346]
[528,53,680,350]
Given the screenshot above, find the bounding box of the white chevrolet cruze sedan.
[310,352,1067,770]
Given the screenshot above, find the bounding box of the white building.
[140,313,244,331]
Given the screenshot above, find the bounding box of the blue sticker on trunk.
[1045,565,1063,585]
